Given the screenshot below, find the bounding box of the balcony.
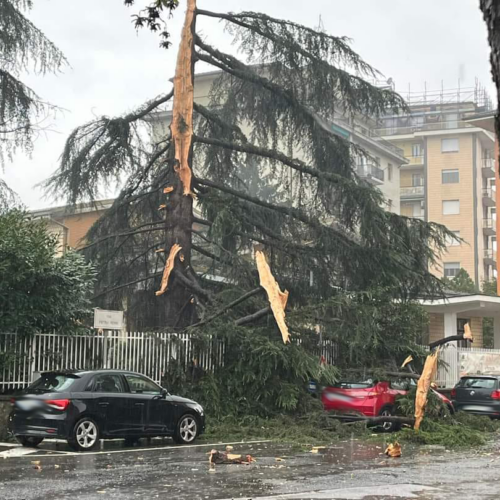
[483,218,496,236]
[401,186,425,199]
[484,248,497,266]
[357,162,384,185]
[482,158,496,179]
[377,120,473,137]
[405,155,425,166]
[482,187,496,207]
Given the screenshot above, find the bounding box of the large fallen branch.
[190,288,264,329]
[328,415,415,426]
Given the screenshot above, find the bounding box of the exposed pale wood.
[155,244,182,296]
[171,0,196,197]
[255,248,290,343]
[414,349,439,430]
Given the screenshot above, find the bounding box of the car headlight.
[191,404,204,416]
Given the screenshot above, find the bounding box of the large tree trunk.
[481,0,500,141]
[162,0,197,328]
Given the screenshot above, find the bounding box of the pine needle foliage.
[0,0,67,163]
[45,4,453,376]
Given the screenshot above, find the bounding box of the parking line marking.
[0,442,19,448]
[17,440,272,458]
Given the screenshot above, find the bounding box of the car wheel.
[379,407,397,432]
[17,436,44,448]
[68,417,100,452]
[173,414,198,444]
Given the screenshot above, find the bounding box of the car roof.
[460,374,500,379]
[40,369,149,377]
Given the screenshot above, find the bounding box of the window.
[125,374,162,395]
[458,377,497,390]
[442,169,459,184]
[443,200,460,215]
[412,143,422,157]
[30,373,78,393]
[445,113,458,129]
[446,231,461,247]
[444,262,460,278]
[387,164,393,181]
[441,138,459,153]
[93,374,124,393]
[412,173,424,186]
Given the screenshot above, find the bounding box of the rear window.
[458,377,497,390]
[333,380,375,389]
[29,373,78,393]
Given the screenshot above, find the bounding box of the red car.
[321,379,453,431]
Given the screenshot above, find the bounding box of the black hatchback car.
[451,375,500,418]
[8,370,205,451]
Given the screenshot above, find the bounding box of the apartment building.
[149,70,407,213]
[378,84,496,285]
[31,199,113,256]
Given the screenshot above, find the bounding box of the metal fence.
[0,331,225,392]
[0,332,337,393]
[435,346,500,389]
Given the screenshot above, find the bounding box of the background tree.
[442,268,477,294]
[45,2,454,411]
[0,0,67,164]
[0,210,96,338]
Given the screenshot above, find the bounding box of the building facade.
[148,70,407,214]
[31,199,113,256]
[378,86,496,285]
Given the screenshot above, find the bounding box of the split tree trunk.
[163,0,197,327]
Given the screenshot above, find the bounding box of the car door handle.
[99,402,109,407]
[135,402,145,406]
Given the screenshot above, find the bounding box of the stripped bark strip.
[171,0,196,197]
[255,247,290,344]
[414,349,440,431]
[156,244,183,296]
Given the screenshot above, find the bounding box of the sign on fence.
[93,309,124,329]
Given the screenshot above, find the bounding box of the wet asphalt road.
[1,436,500,499]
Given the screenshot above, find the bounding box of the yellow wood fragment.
[414,349,440,430]
[171,0,196,197]
[164,186,174,194]
[464,322,473,342]
[155,248,165,254]
[401,355,413,369]
[158,204,167,210]
[255,248,290,344]
[155,244,182,297]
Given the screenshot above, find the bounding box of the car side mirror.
[161,388,169,397]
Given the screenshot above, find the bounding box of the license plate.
[16,400,42,411]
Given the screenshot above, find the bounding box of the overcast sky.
[3,0,494,209]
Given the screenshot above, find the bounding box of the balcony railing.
[377,120,473,137]
[483,158,495,170]
[482,158,496,179]
[405,155,425,165]
[333,117,405,157]
[482,187,496,204]
[401,186,425,197]
[483,218,496,229]
[484,249,496,262]
[357,162,384,183]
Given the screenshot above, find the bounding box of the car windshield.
[28,373,78,393]
[458,378,497,389]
